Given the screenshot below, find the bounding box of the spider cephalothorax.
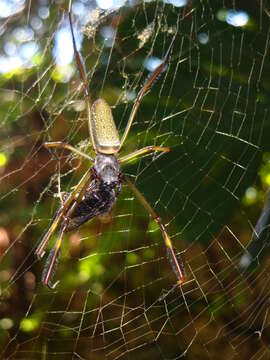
[94,153,120,185]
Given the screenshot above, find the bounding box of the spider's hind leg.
[119,33,176,149]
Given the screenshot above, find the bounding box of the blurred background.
[0,0,270,358]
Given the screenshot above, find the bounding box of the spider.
[35,6,185,289]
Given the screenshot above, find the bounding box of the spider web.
[1,0,270,358]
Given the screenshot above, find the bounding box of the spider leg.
[119,33,176,149]
[35,167,94,259]
[124,176,185,285]
[119,145,170,164]
[68,4,97,153]
[41,194,82,289]
[44,141,94,162]
[68,2,88,97]
[41,222,66,289]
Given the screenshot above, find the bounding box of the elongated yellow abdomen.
[90,99,120,154]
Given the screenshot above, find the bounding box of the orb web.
[0,1,270,359]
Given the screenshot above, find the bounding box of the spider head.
[94,153,120,185]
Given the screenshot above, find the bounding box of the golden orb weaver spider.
[35,3,185,289]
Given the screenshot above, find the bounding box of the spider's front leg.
[41,198,79,289]
[35,167,94,260]
[41,222,67,289]
[124,176,185,285]
[38,168,97,289]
